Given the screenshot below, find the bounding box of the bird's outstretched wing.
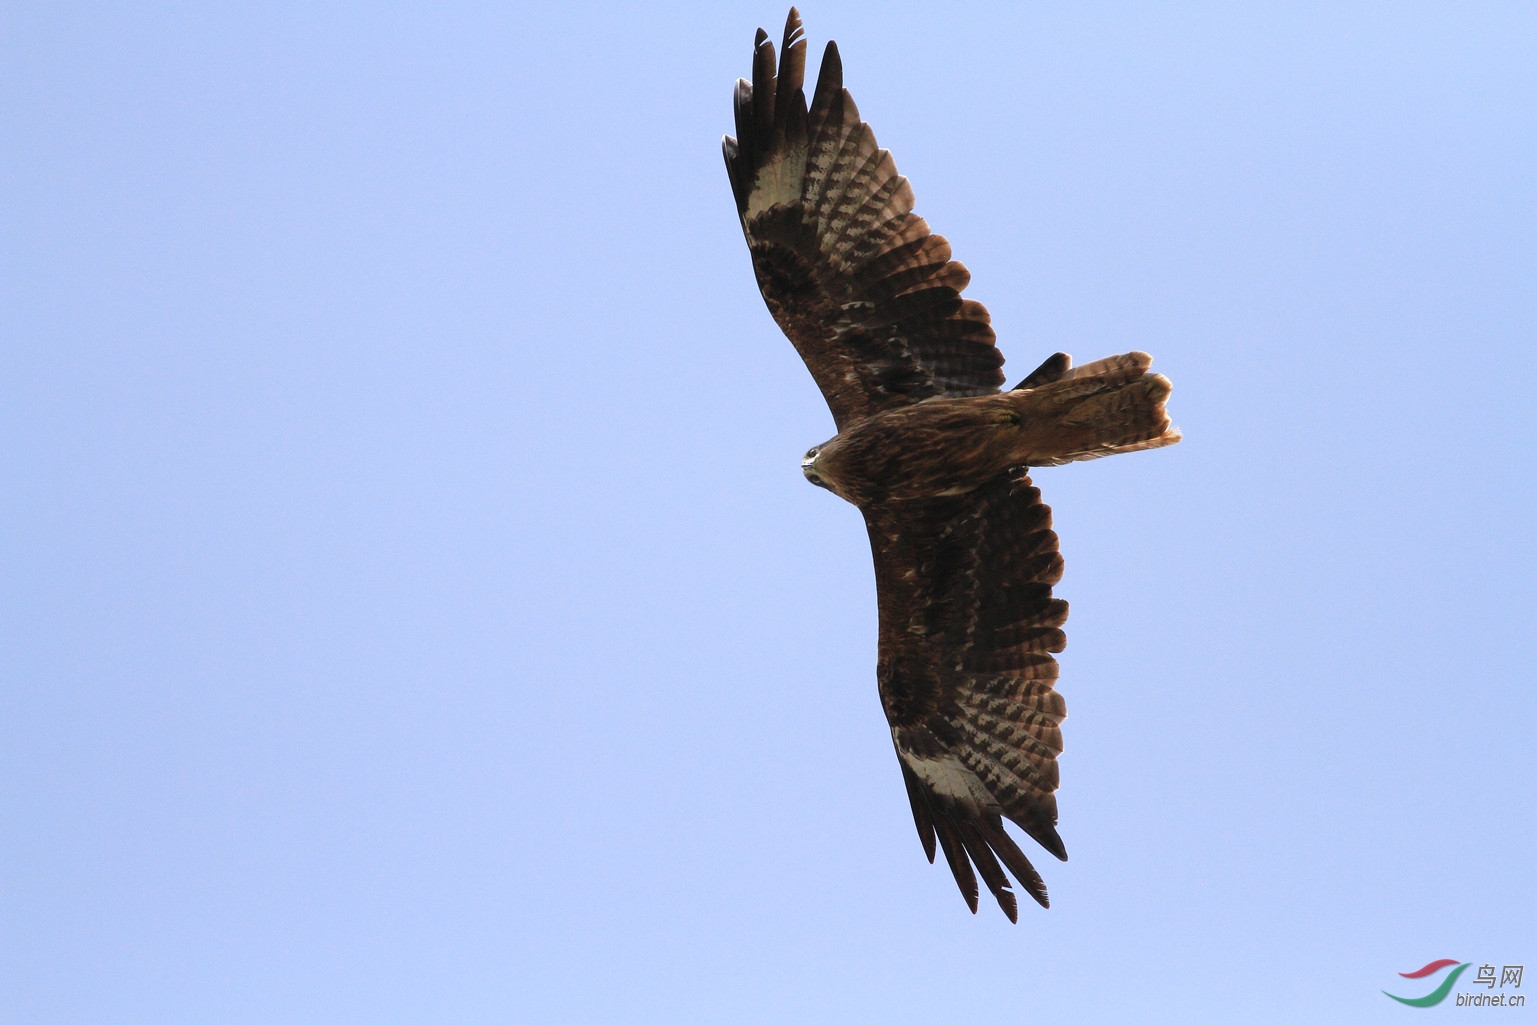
[865,470,1070,921]
[723,9,1004,432]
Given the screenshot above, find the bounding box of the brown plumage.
[724,9,1180,921]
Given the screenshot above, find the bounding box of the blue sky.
[4,3,1533,1022]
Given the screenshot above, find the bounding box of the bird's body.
[806,354,1175,506]
[725,9,1179,921]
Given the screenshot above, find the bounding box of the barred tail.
[1013,351,1181,466]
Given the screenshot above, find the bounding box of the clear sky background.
[4,3,1533,1023]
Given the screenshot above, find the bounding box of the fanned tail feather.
[1016,351,1181,465]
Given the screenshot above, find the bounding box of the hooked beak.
[802,447,832,490]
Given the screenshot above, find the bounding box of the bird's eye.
[805,447,820,460]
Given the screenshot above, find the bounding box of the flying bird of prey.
[723,9,1180,921]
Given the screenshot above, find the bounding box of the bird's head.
[802,438,859,504]
[802,445,831,490]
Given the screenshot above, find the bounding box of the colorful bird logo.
[1384,959,1471,1007]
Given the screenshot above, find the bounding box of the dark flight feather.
[1014,352,1073,390]
[723,9,1003,432]
[871,470,1069,915]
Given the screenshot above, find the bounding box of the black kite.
[723,9,1180,921]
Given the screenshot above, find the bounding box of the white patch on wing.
[896,738,994,807]
[745,143,807,221]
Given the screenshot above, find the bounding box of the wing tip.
[783,6,804,47]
